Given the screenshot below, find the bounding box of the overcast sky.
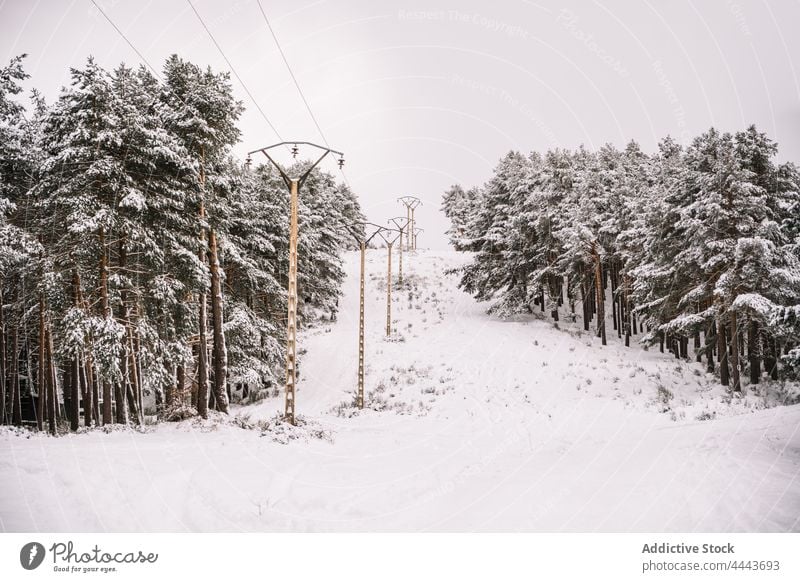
[3,0,799,249]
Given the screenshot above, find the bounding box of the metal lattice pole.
[386,242,393,336]
[246,141,344,425]
[375,228,400,338]
[346,222,386,408]
[398,196,421,252]
[398,235,403,284]
[410,206,417,250]
[346,223,385,407]
[406,205,411,251]
[285,178,299,422]
[388,217,409,286]
[357,241,365,407]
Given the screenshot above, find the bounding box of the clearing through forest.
[1,250,798,532]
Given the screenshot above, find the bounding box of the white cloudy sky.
[2,0,799,249]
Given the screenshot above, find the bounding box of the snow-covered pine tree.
[109,63,202,420]
[555,146,617,344]
[608,141,652,346]
[772,161,800,380]
[677,129,774,391]
[629,137,697,359]
[446,125,800,391]
[721,128,800,387]
[512,150,568,320]
[161,55,243,417]
[0,54,40,427]
[32,57,130,426]
[442,184,481,251]
[290,162,365,324]
[458,151,527,310]
[222,164,287,400]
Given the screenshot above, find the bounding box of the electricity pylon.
[246,141,344,425]
[412,227,424,250]
[345,222,386,409]
[387,216,409,284]
[398,196,422,251]
[376,228,401,336]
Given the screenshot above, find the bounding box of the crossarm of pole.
[344,221,386,247]
[376,227,401,247]
[413,227,424,236]
[397,195,422,210]
[247,141,344,190]
[387,216,409,233]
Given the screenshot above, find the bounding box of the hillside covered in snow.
[2,250,798,532]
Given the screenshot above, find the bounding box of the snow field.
[1,250,798,532]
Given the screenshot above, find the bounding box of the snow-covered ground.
[1,250,799,532]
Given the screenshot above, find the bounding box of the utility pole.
[387,216,409,285]
[345,223,386,409]
[246,142,344,425]
[398,196,422,251]
[412,227,424,250]
[376,229,401,336]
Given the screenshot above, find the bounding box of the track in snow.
[1,250,799,532]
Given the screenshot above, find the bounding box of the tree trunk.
[86,355,99,426]
[197,292,209,418]
[176,364,185,408]
[99,227,113,425]
[46,326,57,435]
[769,337,779,381]
[134,331,143,418]
[208,228,229,414]
[593,246,606,346]
[79,356,91,428]
[694,330,701,362]
[567,276,575,317]
[611,266,618,332]
[69,271,80,431]
[125,379,140,423]
[717,312,730,387]
[37,294,46,432]
[581,280,590,331]
[11,326,21,426]
[118,238,142,425]
[748,320,760,385]
[705,320,715,374]
[730,312,741,393]
[92,370,100,425]
[112,363,125,422]
[69,356,80,431]
[74,272,93,428]
[197,149,210,419]
[624,275,631,347]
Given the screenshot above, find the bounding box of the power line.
[89,0,247,163]
[89,0,162,80]
[255,0,354,192]
[186,0,283,141]
[256,0,328,147]
[93,0,352,189]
